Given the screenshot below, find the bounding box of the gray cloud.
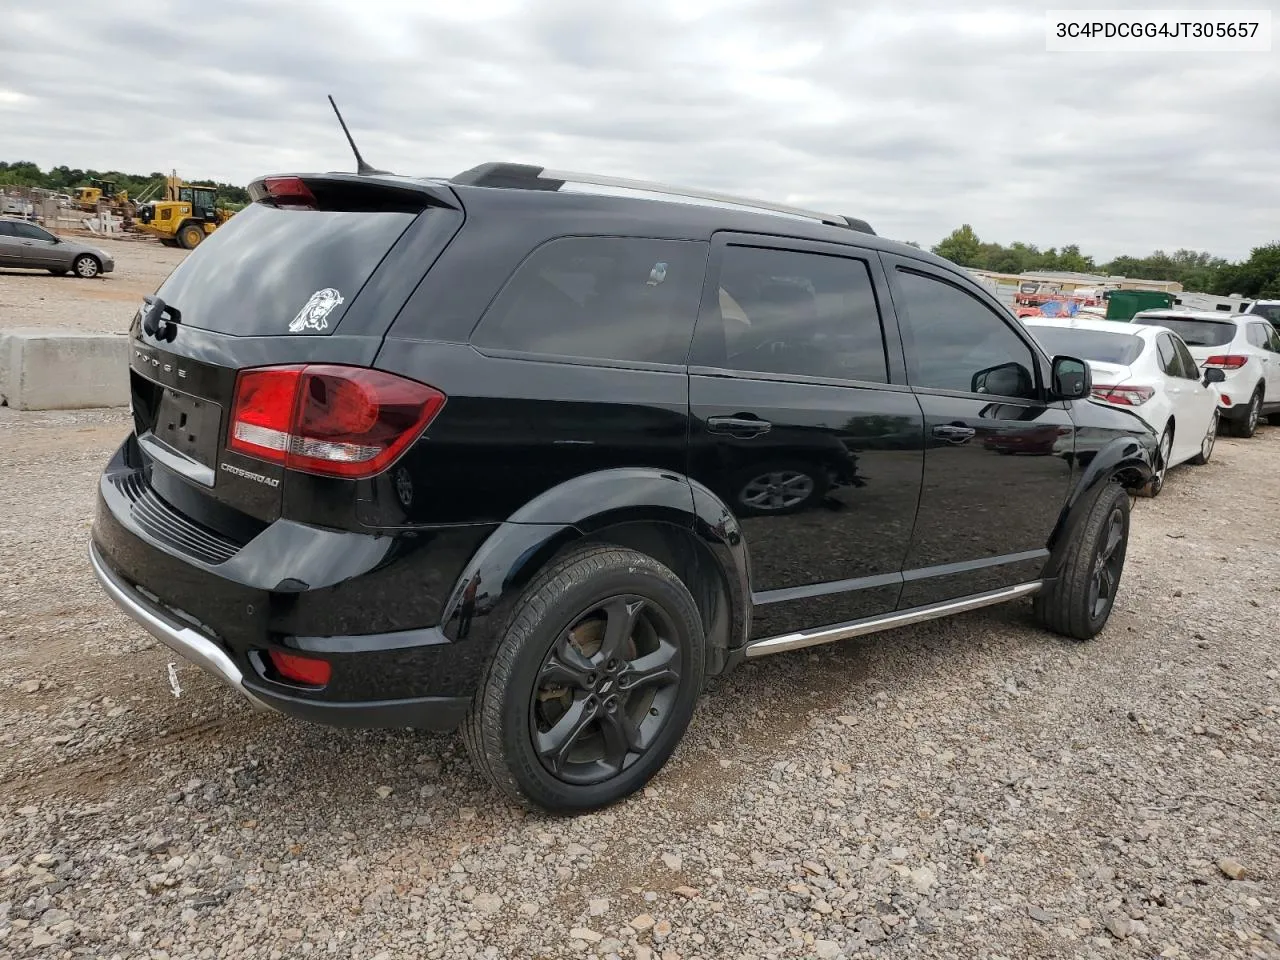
[1,0,1275,260]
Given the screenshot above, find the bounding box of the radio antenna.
[328,95,388,176]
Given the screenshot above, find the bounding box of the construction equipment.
[75,179,134,217]
[134,172,233,249]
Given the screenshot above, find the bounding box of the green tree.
[932,224,984,267]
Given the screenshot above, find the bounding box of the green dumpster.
[1105,290,1175,321]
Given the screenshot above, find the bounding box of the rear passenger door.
[883,256,1075,608]
[686,235,925,640]
[0,221,22,266]
[1246,322,1280,398]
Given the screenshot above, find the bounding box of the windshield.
[1024,325,1144,365]
[1248,303,1280,323]
[154,202,416,336]
[1143,317,1235,347]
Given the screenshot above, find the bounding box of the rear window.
[1248,303,1280,323]
[153,202,416,336]
[472,237,707,365]
[1024,325,1144,366]
[1142,317,1236,347]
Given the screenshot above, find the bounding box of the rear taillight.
[1091,384,1154,407]
[261,176,317,209]
[1203,355,1248,370]
[227,364,445,479]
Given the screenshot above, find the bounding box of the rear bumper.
[89,541,268,711]
[89,438,495,730]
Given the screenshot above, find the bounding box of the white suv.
[1133,310,1280,437]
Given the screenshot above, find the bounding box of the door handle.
[932,423,976,443]
[706,415,772,438]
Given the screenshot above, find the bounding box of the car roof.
[1133,309,1246,323]
[1021,316,1157,338]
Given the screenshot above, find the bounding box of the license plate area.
[152,387,222,469]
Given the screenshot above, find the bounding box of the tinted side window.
[894,269,1037,399]
[0,222,13,237]
[1171,337,1199,378]
[472,238,707,365]
[693,245,888,382]
[11,223,52,241]
[1156,334,1179,374]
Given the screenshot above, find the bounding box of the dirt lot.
[0,408,1277,960]
[0,235,187,334]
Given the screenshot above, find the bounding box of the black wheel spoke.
[535,698,596,773]
[540,636,596,690]
[1103,518,1123,559]
[600,597,644,662]
[619,639,680,694]
[598,708,643,770]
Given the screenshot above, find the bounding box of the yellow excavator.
[134,172,234,249]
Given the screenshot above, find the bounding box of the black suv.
[90,164,1157,812]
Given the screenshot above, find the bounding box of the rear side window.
[693,245,888,383]
[1156,334,1178,374]
[472,238,707,365]
[154,202,417,336]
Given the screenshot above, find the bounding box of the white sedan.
[1022,316,1224,496]
[1133,309,1280,438]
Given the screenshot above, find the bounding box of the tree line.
[929,223,1280,299]
[0,161,250,206]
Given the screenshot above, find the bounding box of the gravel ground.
[1,408,1277,960]
[0,236,186,334]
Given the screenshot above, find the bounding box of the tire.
[1189,410,1219,465]
[1228,388,1262,438]
[1138,424,1172,497]
[1034,482,1130,641]
[72,254,100,279]
[178,223,204,250]
[462,545,706,813]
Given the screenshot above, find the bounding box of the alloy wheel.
[530,595,682,786]
[76,257,98,278]
[740,470,814,511]
[1247,394,1260,433]
[1088,508,1125,620]
[1201,412,1218,460]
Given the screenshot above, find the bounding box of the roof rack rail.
[449,163,875,235]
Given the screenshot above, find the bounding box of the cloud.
[2,0,1275,259]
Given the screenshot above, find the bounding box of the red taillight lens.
[1091,384,1154,406]
[1203,355,1248,370]
[261,176,317,209]
[267,650,331,687]
[228,365,445,479]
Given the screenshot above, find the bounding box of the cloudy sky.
[3,0,1275,260]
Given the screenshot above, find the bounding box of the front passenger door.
[884,257,1075,608]
[0,221,22,267]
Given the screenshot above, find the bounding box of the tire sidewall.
[1082,486,1130,635]
[498,558,705,812]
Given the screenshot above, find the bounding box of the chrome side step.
[744,581,1043,659]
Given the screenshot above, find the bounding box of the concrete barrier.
[0,328,130,410]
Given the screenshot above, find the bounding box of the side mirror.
[1202,367,1226,385]
[972,361,1034,398]
[1051,355,1091,400]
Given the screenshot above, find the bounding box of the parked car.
[1133,309,1280,436]
[1022,317,1224,496]
[0,217,114,278]
[89,164,1156,813]
[1243,299,1280,331]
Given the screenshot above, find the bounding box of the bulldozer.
[75,178,134,216]
[133,172,233,249]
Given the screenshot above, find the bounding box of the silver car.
[0,217,115,278]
